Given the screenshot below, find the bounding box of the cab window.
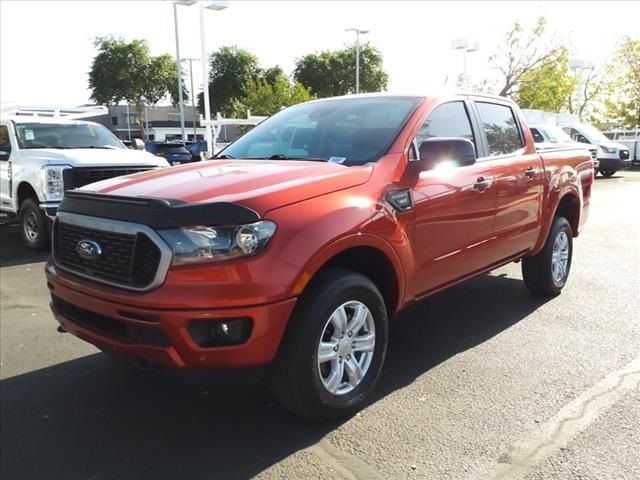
[476,102,523,156]
[409,101,476,160]
[0,125,11,161]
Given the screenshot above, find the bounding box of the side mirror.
[577,135,590,144]
[0,149,10,161]
[132,138,145,150]
[413,137,476,171]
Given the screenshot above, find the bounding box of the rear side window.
[411,101,476,160]
[476,102,523,156]
[530,128,544,143]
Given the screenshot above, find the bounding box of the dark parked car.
[185,140,209,162]
[145,141,192,165]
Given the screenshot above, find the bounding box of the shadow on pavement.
[0,273,547,480]
[0,224,49,267]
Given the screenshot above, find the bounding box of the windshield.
[15,122,125,150]
[542,125,575,143]
[575,123,609,143]
[218,97,421,166]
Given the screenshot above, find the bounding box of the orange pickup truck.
[46,93,593,420]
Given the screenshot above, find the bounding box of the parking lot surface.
[1,171,639,480]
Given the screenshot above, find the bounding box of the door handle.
[473,176,490,192]
[524,167,537,179]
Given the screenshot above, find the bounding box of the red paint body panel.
[46,93,592,368]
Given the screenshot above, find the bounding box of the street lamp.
[171,1,229,154]
[345,28,369,94]
[569,58,594,118]
[182,58,200,140]
[451,37,480,88]
[171,1,193,144]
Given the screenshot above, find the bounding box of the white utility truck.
[0,105,169,249]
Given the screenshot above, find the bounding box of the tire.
[522,216,573,297]
[601,170,615,177]
[19,198,50,250]
[268,268,389,421]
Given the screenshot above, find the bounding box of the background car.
[145,141,192,165]
[530,124,599,174]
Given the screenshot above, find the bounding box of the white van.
[560,122,631,177]
[0,107,169,249]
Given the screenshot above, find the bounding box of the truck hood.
[599,141,629,151]
[23,148,167,167]
[80,159,373,215]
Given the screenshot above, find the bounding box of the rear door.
[410,100,498,297]
[473,101,543,260]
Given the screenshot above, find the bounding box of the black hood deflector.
[58,191,260,228]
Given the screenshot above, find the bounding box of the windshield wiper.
[213,153,235,159]
[73,145,118,149]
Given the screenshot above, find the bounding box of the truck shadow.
[0,273,547,480]
[0,224,49,267]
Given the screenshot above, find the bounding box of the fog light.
[188,318,253,347]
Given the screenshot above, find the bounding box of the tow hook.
[57,325,67,333]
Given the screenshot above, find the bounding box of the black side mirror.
[414,137,476,171]
[577,135,590,144]
[0,149,10,161]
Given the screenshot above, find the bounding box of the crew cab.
[0,107,168,249]
[46,94,593,420]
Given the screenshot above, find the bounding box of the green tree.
[89,36,183,138]
[515,47,575,112]
[488,17,567,98]
[606,36,640,128]
[233,69,313,117]
[198,46,261,116]
[294,43,389,97]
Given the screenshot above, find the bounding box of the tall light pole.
[451,38,480,89]
[172,1,188,145]
[569,58,594,118]
[182,58,199,139]
[345,28,369,94]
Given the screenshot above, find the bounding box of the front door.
[409,101,497,297]
[0,124,13,211]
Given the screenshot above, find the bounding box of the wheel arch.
[291,234,405,316]
[16,181,40,208]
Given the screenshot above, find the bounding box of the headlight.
[40,165,70,201]
[600,145,616,154]
[158,221,277,266]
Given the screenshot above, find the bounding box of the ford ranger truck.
[46,94,593,420]
[0,113,169,250]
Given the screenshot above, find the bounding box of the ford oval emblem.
[76,239,102,260]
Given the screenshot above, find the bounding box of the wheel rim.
[551,231,570,286]
[23,211,39,242]
[317,301,376,396]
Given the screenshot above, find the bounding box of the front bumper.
[39,202,59,219]
[598,158,625,171]
[46,263,296,369]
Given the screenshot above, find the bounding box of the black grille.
[620,150,630,160]
[54,221,161,288]
[66,167,153,189]
[51,295,169,347]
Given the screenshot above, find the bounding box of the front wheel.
[268,269,388,421]
[600,170,615,177]
[19,198,50,251]
[522,216,573,297]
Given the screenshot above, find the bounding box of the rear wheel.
[19,198,50,251]
[268,269,388,421]
[600,170,615,177]
[522,216,573,297]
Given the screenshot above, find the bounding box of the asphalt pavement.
[1,171,639,480]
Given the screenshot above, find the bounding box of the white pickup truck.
[0,106,169,249]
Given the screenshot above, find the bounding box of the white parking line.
[470,355,640,480]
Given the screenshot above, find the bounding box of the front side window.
[15,122,125,150]
[219,97,421,166]
[476,102,523,156]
